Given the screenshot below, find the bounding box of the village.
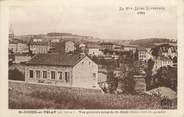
[8,26,177,98]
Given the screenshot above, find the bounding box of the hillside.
[9,80,162,109]
[128,38,173,47]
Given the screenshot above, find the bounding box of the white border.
[0,0,184,116]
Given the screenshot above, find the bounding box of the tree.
[153,66,177,91]
[134,48,139,60]
[151,47,159,57]
[144,59,155,90]
[117,61,136,94]
[172,56,177,64]
[107,71,118,93]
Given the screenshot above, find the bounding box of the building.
[112,44,123,51]
[133,74,146,93]
[9,42,17,53]
[138,48,153,62]
[123,45,137,53]
[138,48,147,61]
[88,48,103,57]
[25,54,100,89]
[159,46,177,59]
[78,43,86,54]
[155,44,177,59]
[65,41,76,53]
[100,42,114,50]
[9,24,14,40]
[9,39,29,54]
[29,39,50,54]
[152,56,173,74]
[86,42,103,56]
[14,53,32,64]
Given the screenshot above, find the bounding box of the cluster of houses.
[8,32,177,92]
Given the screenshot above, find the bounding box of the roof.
[29,38,49,46]
[9,39,26,44]
[27,53,86,67]
[137,47,147,51]
[86,42,101,49]
[100,42,114,45]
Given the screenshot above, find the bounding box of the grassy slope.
[9,81,161,109]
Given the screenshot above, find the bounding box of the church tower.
[9,24,14,39]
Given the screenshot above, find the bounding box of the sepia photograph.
[7,1,178,110]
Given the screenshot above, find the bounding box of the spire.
[9,24,14,39]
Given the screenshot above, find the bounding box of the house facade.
[138,48,153,62]
[100,42,114,50]
[9,40,29,54]
[25,54,100,89]
[29,41,50,54]
[65,41,76,53]
[138,49,147,61]
[152,56,173,74]
[123,45,137,53]
[86,42,103,56]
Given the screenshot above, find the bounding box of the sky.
[9,0,177,40]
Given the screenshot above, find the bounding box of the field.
[9,80,162,109]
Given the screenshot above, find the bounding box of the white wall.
[25,65,73,86]
[73,56,99,89]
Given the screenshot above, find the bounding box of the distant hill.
[128,38,175,47]
[14,33,103,44]
[13,34,176,47]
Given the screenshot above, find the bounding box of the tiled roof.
[29,38,49,46]
[9,39,25,44]
[27,53,85,66]
[86,42,101,49]
[29,41,49,46]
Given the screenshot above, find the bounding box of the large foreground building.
[25,54,99,89]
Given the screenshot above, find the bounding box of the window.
[43,71,47,79]
[65,72,70,83]
[51,71,55,80]
[36,70,40,78]
[93,73,96,80]
[93,73,96,78]
[29,70,34,78]
[58,72,62,80]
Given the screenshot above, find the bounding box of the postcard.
[0,0,184,116]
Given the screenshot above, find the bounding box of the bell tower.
[9,24,14,39]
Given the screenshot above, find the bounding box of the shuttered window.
[51,71,56,80]
[58,72,62,80]
[65,72,70,83]
[43,71,47,79]
[29,70,34,78]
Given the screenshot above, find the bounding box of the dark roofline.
[26,54,92,67]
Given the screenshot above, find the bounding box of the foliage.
[118,60,136,94]
[154,66,177,91]
[134,48,139,61]
[151,47,159,57]
[144,59,155,90]
[8,68,25,81]
[106,72,118,93]
[172,56,177,63]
